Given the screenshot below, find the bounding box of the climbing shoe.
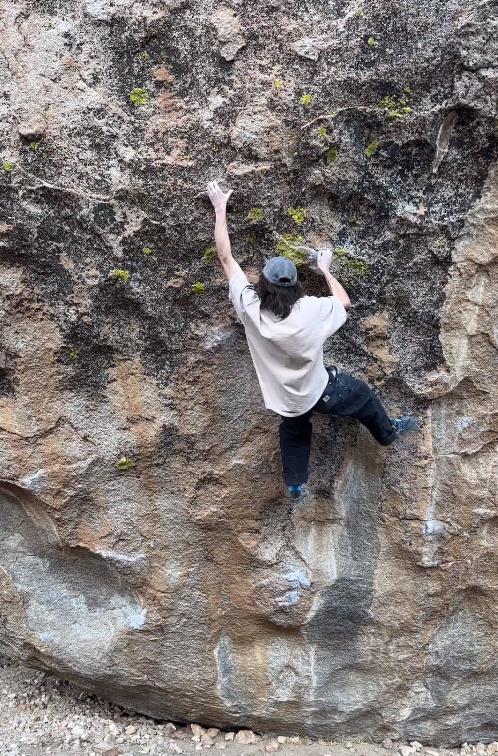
[391,416,418,435]
[287,484,305,500]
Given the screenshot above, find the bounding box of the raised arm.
[317,249,351,309]
[207,181,239,281]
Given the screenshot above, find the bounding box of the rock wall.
[0,0,497,745]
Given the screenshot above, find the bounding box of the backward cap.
[262,256,298,287]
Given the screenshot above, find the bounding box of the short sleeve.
[319,296,348,338]
[228,263,259,321]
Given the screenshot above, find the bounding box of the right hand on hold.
[316,247,333,274]
[207,180,233,213]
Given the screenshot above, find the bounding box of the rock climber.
[207,180,417,499]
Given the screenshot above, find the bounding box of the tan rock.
[211,8,245,61]
[234,730,257,745]
[265,740,279,752]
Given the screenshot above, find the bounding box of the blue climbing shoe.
[287,484,305,500]
[391,416,418,435]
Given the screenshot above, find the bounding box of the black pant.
[279,369,396,486]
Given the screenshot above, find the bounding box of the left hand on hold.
[207,180,233,212]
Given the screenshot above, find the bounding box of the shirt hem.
[265,371,330,418]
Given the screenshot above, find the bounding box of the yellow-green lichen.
[367,36,377,47]
[192,282,206,294]
[29,142,40,151]
[334,247,369,275]
[365,138,380,157]
[247,207,264,222]
[129,87,149,106]
[111,268,131,283]
[2,161,14,172]
[276,234,306,266]
[318,126,328,138]
[274,79,284,90]
[116,456,135,472]
[287,207,307,225]
[68,349,78,360]
[143,246,154,255]
[138,51,150,62]
[347,258,369,275]
[300,93,313,108]
[356,8,365,17]
[202,246,216,262]
[379,94,412,119]
[325,146,338,163]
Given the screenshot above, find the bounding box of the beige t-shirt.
[229,264,348,417]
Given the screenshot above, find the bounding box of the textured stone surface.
[0,0,497,745]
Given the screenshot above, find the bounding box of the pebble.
[265,740,279,752]
[400,747,416,756]
[234,730,257,745]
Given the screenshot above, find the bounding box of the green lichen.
[247,207,264,222]
[300,93,313,108]
[111,268,131,283]
[365,138,380,157]
[68,349,78,360]
[318,125,328,138]
[29,142,40,151]
[379,94,413,119]
[274,79,284,90]
[367,36,377,47]
[325,146,338,163]
[143,246,154,255]
[287,207,307,225]
[192,282,206,294]
[347,259,369,275]
[138,51,150,62]
[276,234,306,266]
[129,87,149,106]
[403,86,412,95]
[334,247,369,275]
[202,246,216,262]
[2,161,14,172]
[356,8,365,17]
[116,457,135,472]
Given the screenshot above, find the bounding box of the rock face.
[0,0,497,745]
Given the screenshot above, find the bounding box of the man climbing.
[207,180,417,499]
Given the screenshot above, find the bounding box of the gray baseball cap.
[262,256,298,287]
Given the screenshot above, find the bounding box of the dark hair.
[256,274,304,319]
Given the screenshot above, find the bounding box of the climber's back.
[228,259,347,418]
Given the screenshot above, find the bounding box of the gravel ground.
[0,656,496,756]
